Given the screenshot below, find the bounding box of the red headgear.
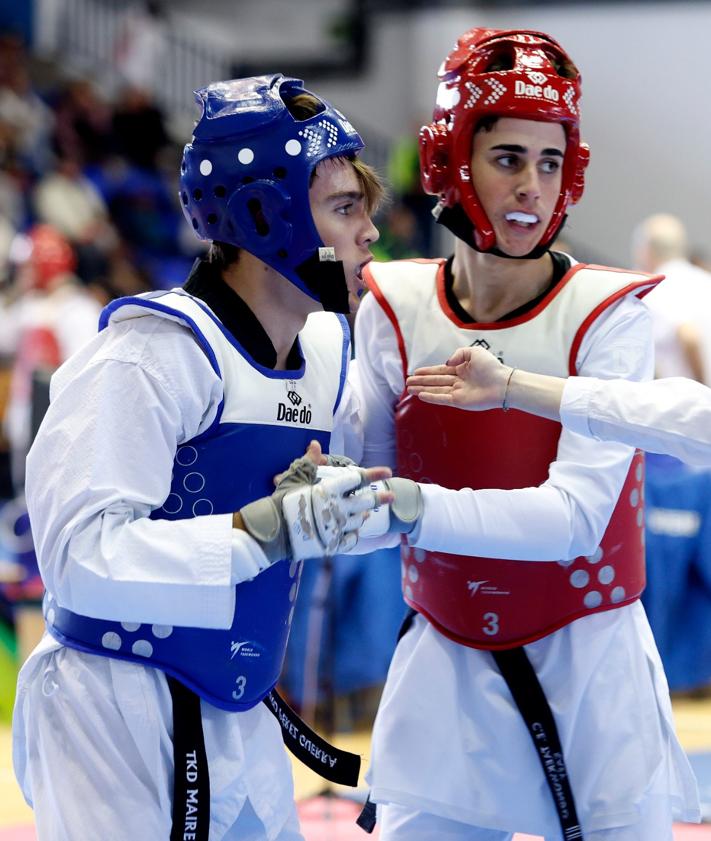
[27,225,77,290]
[419,28,590,255]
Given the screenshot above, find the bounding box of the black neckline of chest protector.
[443,251,571,324]
[183,258,302,371]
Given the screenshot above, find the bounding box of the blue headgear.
[180,75,365,313]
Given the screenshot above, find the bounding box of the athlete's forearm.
[505,369,565,422]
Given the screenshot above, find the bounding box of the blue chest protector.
[45,290,350,711]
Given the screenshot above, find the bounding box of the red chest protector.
[397,398,646,648]
[365,257,660,650]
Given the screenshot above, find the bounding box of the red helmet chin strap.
[420,28,590,256]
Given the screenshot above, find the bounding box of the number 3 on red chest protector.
[482,612,500,636]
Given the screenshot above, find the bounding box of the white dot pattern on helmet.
[289,582,297,603]
[102,632,122,651]
[238,148,255,165]
[611,586,626,603]
[629,488,639,508]
[285,139,302,156]
[583,590,602,609]
[288,605,295,626]
[408,565,419,584]
[199,160,213,176]
[132,640,153,657]
[152,625,173,639]
[121,622,141,632]
[46,607,56,626]
[298,120,340,157]
[484,79,507,106]
[570,569,589,589]
[563,87,577,114]
[289,560,299,579]
[598,565,615,585]
[404,584,414,601]
[464,81,483,109]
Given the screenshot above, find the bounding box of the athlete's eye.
[496,154,518,169]
[336,203,353,215]
[540,159,561,174]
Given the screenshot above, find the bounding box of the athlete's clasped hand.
[238,441,393,562]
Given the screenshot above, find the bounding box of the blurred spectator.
[372,202,423,261]
[633,212,711,385]
[387,123,436,256]
[113,1,169,93]
[52,77,112,167]
[111,85,169,171]
[33,151,117,285]
[0,63,54,176]
[1,225,102,485]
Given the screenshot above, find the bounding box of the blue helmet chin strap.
[179,75,365,314]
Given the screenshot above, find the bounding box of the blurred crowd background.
[1,0,711,737]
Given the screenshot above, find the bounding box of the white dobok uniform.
[562,376,711,468]
[354,257,700,839]
[12,303,362,841]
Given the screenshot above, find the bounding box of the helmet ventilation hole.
[247,198,270,237]
[274,167,287,179]
[207,213,217,225]
[192,188,203,201]
[214,185,226,198]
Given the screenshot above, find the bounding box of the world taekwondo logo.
[469,338,506,364]
[230,640,262,659]
[467,580,511,597]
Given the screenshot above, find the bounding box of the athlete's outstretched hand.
[406,345,511,411]
[240,443,393,562]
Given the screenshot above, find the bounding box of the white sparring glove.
[317,467,423,539]
[238,456,379,562]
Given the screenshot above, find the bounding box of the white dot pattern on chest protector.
[598,565,615,585]
[176,446,198,466]
[102,631,122,651]
[569,569,589,589]
[132,640,153,657]
[629,487,639,508]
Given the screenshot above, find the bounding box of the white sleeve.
[353,292,404,470]
[561,375,711,468]
[412,298,655,560]
[26,315,268,631]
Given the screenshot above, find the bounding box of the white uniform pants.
[13,643,304,841]
[379,800,676,841]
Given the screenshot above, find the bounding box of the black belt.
[169,680,362,840]
[492,646,584,841]
[357,617,585,839]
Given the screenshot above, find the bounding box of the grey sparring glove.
[315,468,423,538]
[239,456,379,563]
[358,477,423,538]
